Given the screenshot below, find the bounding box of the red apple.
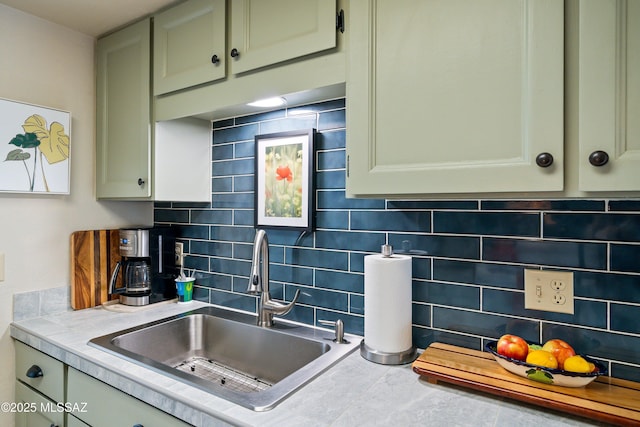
[542,339,576,370]
[496,334,529,361]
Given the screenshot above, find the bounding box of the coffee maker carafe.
[109,229,152,306]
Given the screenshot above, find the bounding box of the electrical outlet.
[175,242,184,266]
[524,269,574,314]
[550,280,566,291]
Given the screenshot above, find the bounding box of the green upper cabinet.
[229,0,338,75]
[154,0,226,96]
[346,0,564,196]
[96,18,151,199]
[97,17,211,201]
[153,0,338,97]
[578,0,640,191]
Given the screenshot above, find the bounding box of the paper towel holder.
[360,340,417,365]
[360,243,417,365]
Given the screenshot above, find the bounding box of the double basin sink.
[89,306,359,411]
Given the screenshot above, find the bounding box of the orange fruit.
[563,355,593,373]
[526,350,558,369]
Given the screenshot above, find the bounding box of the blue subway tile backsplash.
[154,97,640,382]
[434,211,541,237]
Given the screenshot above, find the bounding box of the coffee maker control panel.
[119,229,150,258]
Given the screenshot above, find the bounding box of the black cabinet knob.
[26,365,43,378]
[589,150,609,167]
[211,54,220,64]
[535,152,554,168]
[137,178,145,186]
[230,48,240,58]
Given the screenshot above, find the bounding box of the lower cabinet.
[14,381,64,427]
[14,341,65,427]
[67,367,191,427]
[67,415,90,427]
[14,340,192,427]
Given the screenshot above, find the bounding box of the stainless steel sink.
[89,306,359,411]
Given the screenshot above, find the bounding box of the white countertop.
[11,302,606,426]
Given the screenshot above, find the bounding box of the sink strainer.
[174,357,272,393]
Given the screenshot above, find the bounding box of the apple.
[542,339,576,370]
[497,334,529,361]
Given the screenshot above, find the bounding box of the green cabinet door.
[154,0,226,95]
[346,0,564,196]
[229,0,337,75]
[15,382,64,427]
[96,19,151,199]
[579,0,640,191]
[67,367,191,427]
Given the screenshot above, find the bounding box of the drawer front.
[14,340,65,402]
[68,367,192,427]
[15,381,64,427]
[68,414,90,427]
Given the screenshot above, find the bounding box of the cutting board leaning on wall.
[70,229,121,309]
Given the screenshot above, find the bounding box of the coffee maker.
[109,227,177,306]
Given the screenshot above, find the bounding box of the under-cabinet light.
[247,97,287,108]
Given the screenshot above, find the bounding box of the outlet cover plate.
[524,269,574,314]
[175,242,184,266]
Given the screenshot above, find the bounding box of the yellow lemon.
[563,355,593,373]
[526,350,558,369]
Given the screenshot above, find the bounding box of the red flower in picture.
[275,165,293,182]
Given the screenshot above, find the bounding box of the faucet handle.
[318,319,348,344]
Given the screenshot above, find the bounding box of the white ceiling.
[0,0,183,37]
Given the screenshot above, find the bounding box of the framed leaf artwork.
[0,97,71,194]
[254,129,315,231]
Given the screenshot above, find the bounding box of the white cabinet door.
[578,0,640,191]
[346,0,564,196]
[229,0,337,74]
[96,19,151,199]
[154,0,226,95]
[154,117,212,202]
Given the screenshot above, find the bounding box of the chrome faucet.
[247,229,300,327]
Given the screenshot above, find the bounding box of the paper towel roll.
[364,253,412,354]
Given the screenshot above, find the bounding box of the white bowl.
[485,341,607,387]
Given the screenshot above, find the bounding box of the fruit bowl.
[485,341,607,387]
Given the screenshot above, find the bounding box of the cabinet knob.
[535,152,554,168]
[26,364,43,378]
[230,48,240,58]
[137,178,145,186]
[211,54,220,64]
[589,150,609,167]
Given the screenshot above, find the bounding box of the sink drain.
[174,356,271,393]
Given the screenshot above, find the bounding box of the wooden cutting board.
[413,342,640,426]
[70,230,121,309]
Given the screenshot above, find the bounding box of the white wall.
[0,5,152,425]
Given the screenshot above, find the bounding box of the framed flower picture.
[0,97,71,194]
[254,129,315,231]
